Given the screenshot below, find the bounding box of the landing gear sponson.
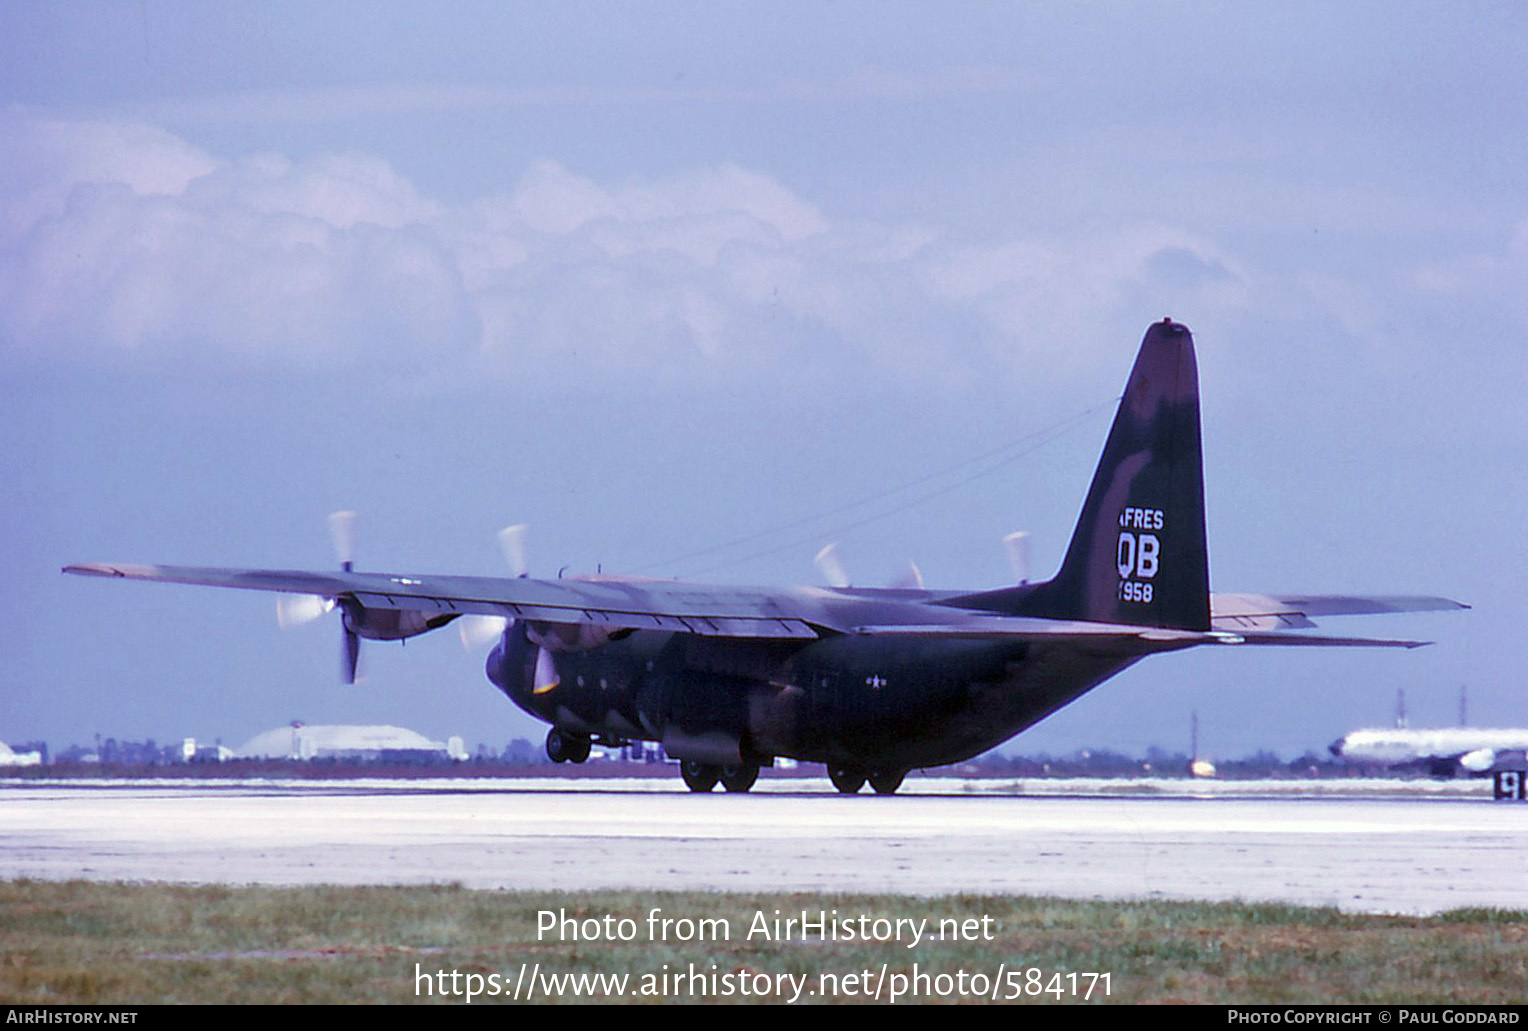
[546,727,914,794]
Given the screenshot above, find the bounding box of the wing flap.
[854,616,1214,645]
[350,590,817,639]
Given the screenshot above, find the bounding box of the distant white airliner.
[1330,728,1528,799]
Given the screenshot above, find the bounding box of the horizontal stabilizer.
[1212,592,1467,632]
[855,617,1429,649]
[1222,631,1430,649]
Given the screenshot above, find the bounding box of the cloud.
[0,112,1283,392]
[919,225,1253,378]
[0,109,222,239]
[184,151,443,231]
[0,113,473,371]
[1412,220,1528,326]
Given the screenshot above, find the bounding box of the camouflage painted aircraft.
[65,320,1464,793]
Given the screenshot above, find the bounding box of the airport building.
[236,724,468,763]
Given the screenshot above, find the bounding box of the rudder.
[1021,318,1211,630]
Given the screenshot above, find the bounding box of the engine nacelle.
[525,620,630,653]
[1460,748,1498,773]
[340,600,458,641]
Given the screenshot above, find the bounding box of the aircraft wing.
[1210,592,1467,631]
[62,563,824,640]
[63,564,1460,649]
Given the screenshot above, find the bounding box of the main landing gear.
[545,727,591,764]
[681,760,760,793]
[829,765,907,795]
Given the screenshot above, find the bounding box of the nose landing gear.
[545,727,591,764]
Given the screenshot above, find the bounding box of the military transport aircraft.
[64,320,1464,793]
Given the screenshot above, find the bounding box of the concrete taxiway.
[3,778,1524,914]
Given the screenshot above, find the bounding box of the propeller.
[328,510,357,571]
[457,522,527,649]
[459,522,562,697]
[458,612,509,650]
[817,543,925,590]
[340,609,362,685]
[1003,530,1032,585]
[533,644,560,694]
[498,523,528,579]
[275,593,333,628]
[813,542,851,588]
[329,510,363,683]
[274,510,364,683]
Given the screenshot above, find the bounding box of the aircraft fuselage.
[487,621,1140,773]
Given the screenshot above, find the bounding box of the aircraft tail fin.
[962,319,1211,630]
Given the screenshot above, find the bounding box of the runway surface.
[4,778,1525,914]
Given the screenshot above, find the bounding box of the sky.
[4,1,1524,762]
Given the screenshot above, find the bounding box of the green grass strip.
[3,880,1525,1004]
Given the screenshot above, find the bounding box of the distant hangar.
[236,724,467,763]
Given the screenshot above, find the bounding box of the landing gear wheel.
[719,763,759,793]
[869,769,906,795]
[681,760,721,792]
[545,728,590,764]
[828,765,867,794]
[545,727,570,763]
